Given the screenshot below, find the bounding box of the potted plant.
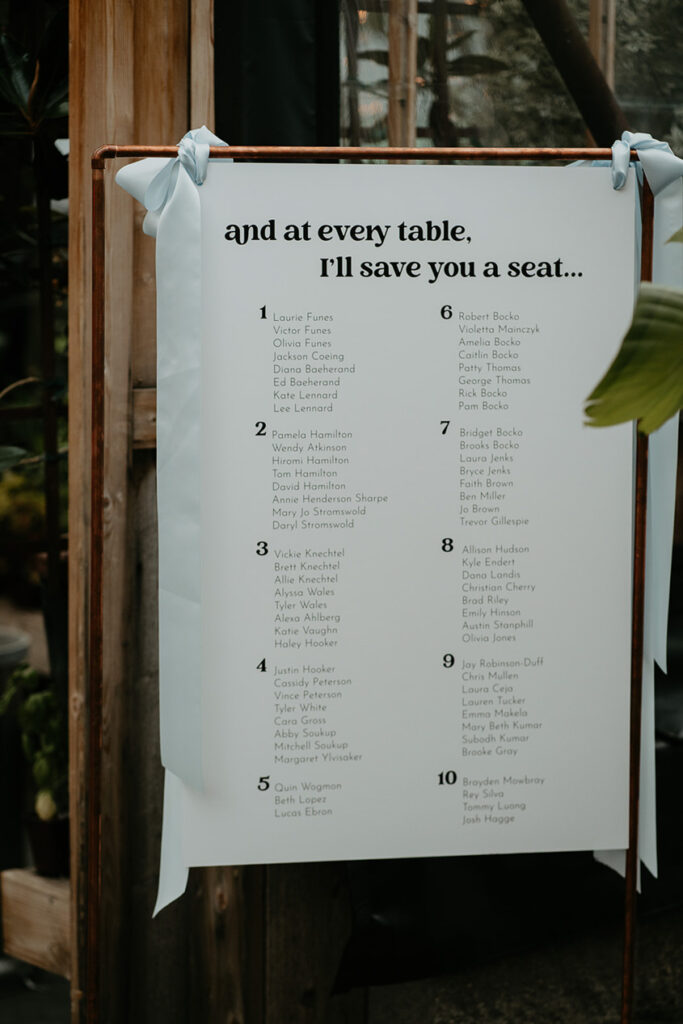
[0,662,68,876]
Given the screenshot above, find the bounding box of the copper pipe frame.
[88,146,651,1023]
[621,179,654,1024]
[89,162,105,1024]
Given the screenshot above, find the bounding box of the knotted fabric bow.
[611,130,683,195]
[143,128,215,219]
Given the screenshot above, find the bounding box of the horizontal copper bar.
[620,179,654,1024]
[93,144,636,166]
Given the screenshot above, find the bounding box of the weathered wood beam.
[132,388,157,448]
[589,0,616,87]
[1,869,70,979]
[190,0,216,130]
[69,3,135,1019]
[69,3,220,1023]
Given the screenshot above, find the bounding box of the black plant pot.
[25,814,70,878]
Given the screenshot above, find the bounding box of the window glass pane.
[340,0,683,150]
[615,0,683,148]
[339,0,589,147]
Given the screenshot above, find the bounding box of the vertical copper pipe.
[621,178,654,1024]
[87,160,106,1024]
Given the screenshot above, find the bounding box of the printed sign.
[179,163,636,865]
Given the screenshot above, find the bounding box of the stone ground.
[363,907,683,1023]
[332,737,683,1023]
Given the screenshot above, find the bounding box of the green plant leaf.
[32,10,68,121]
[668,226,683,244]
[33,754,51,788]
[0,33,30,110]
[447,55,508,77]
[0,679,18,714]
[584,283,683,434]
[0,110,30,136]
[0,445,28,471]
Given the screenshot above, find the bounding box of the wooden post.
[191,0,216,131]
[342,1,362,147]
[589,0,616,88]
[69,2,215,1021]
[388,0,418,148]
[69,6,134,1019]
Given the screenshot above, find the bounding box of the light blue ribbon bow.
[143,128,215,214]
[117,125,226,237]
[611,130,683,195]
[116,126,229,796]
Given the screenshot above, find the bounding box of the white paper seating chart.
[174,163,637,866]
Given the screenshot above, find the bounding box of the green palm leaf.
[584,283,683,434]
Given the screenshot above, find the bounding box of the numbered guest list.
[180,163,637,866]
